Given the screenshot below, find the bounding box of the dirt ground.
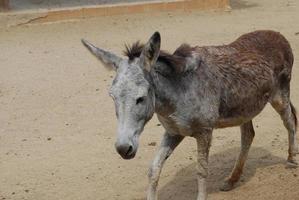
[1,0,299,200]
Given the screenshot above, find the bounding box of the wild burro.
[82,30,297,200]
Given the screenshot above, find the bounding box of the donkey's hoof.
[286,157,298,168]
[220,180,235,191]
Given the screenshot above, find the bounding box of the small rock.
[295,32,299,35]
[96,88,99,91]
[148,142,157,146]
[47,137,52,141]
[24,189,29,193]
[156,123,161,126]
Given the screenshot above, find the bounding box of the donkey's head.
[82,32,161,159]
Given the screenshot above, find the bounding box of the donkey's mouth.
[121,151,136,160]
[119,148,136,160]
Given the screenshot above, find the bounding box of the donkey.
[82,30,297,200]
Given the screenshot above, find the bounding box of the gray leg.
[194,129,212,200]
[221,121,255,191]
[147,133,184,200]
[271,99,298,166]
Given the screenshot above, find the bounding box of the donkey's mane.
[124,41,195,74]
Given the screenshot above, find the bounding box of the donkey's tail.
[290,102,298,130]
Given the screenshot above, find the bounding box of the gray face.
[82,32,161,159]
[110,59,155,159]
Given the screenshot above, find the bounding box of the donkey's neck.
[150,65,180,118]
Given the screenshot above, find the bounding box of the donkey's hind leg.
[220,120,255,191]
[271,96,298,166]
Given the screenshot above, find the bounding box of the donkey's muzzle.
[115,142,136,159]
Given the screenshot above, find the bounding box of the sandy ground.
[1,0,299,199]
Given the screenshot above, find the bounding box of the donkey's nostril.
[126,145,133,156]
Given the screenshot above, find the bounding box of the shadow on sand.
[138,147,285,200]
[230,0,258,9]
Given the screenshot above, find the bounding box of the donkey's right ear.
[81,39,122,71]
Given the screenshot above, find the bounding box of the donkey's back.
[230,30,294,74]
[198,30,293,76]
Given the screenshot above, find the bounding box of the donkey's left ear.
[140,32,161,72]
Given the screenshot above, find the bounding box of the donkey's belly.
[215,72,274,128]
[216,116,253,128]
[215,98,269,128]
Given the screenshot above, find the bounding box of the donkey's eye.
[136,97,145,105]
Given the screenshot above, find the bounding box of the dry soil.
[0,0,299,200]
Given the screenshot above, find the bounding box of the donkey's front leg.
[194,130,212,200]
[147,132,184,200]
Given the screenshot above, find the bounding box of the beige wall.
[34,0,230,23]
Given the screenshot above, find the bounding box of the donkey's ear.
[140,32,161,72]
[81,39,122,71]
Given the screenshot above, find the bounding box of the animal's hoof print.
[220,180,234,191]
